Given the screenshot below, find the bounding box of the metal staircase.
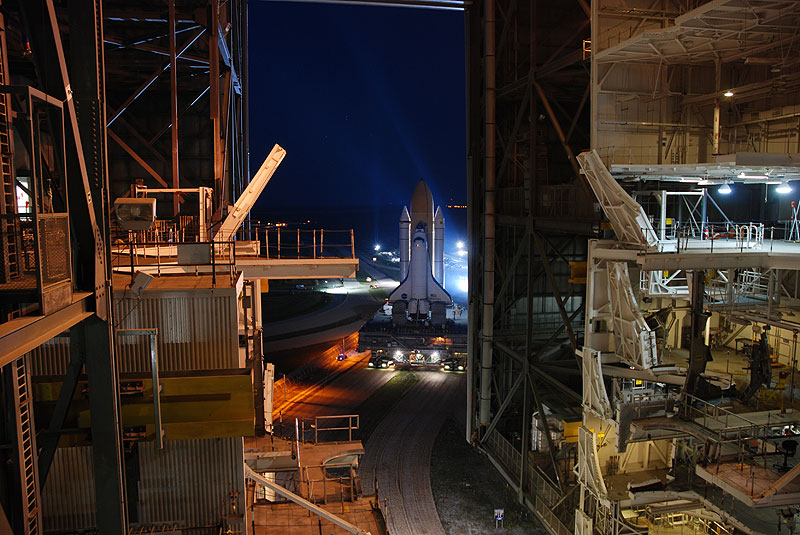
[12,356,41,535]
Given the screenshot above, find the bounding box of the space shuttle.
[389,180,452,326]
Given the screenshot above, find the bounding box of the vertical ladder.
[0,9,20,283]
[13,356,41,535]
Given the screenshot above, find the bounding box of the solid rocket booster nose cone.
[400,206,411,222]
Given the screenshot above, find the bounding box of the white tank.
[399,206,411,281]
[433,205,445,285]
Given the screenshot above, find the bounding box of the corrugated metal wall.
[29,289,241,376]
[40,446,96,532]
[138,438,245,531]
[34,287,246,532]
[40,438,245,533]
[115,292,240,372]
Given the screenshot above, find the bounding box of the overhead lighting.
[723,90,734,97]
[777,182,793,194]
[718,182,732,194]
[737,172,769,179]
[374,244,381,251]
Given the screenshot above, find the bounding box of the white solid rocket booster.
[433,205,444,285]
[399,206,411,281]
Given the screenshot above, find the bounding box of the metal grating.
[38,215,70,286]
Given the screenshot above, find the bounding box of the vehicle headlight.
[457,365,464,370]
[389,361,395,366]
[444,365,451,370]
[369,362,374,367]
[382,362,388,368]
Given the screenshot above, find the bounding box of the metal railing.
[111,239,237,286]
[235,227,355,260]
[484,429,575,535]
[311,415,359,444]
[302,462,359,505]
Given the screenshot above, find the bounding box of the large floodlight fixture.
[777,182,793,194]
[723,90,734,97]
[718,182,732,195]
[114,198,156,230]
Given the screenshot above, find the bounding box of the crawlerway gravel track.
[359,371,465,535]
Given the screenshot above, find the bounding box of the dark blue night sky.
[248,1,467,217]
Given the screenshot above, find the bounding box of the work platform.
[245,435,382,535]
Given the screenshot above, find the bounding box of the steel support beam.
[532,233,578,355]
[37,348,85,484]
[210,2,222,211]
[106,28,205,127]
[0,293,92,367]
[169,0,180,216]
[107,129,169,188]
[533,81,582,180]
[479,0,497,429]
[78,316,128,533]
[21,0,109,318]
[245,465,371,535]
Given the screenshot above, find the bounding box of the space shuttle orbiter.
[389,179,452,326]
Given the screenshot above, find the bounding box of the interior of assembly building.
[2,1,800,535]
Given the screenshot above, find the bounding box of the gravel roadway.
[359,372,465,535]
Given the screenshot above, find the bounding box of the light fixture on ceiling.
[737,172,769,179]
[723,90,734,97]
[718,182,732,194]
[776,181,793,194]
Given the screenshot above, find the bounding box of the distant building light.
[447,204,467,209]
[723,90,734,97]
[374,244,381,251]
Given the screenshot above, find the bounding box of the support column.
[169,0,180,216]
[209,1,222,212]
[713,59,721,156]
[78,317,128,534]
[479,0,496,429]
[683,271,710,404]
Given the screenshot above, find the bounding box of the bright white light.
[374,244,381,251]
[457,250,467,257]
[737,172,768,179]
[456,241,464,249]
[718,183,732,194]
[723,90,734,97]
[430,352,440,362]
[777,182,793,194]
[368,362,374,367]
[394,351,404,361]
[458,277,468,292]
